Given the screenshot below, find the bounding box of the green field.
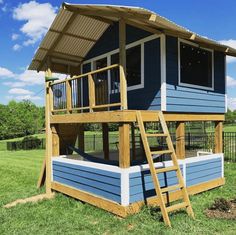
[0,150,236,234]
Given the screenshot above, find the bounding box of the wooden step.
[166,202,188,213]
[161,184,182,193]
[146,133,168,137]
[155,165,178,174]
[151,150,173,155]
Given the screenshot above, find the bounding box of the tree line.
[0,100,44,140]
[225,109,236,124]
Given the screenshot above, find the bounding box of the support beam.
[45,68,53,195]
[102,123,109,160]
[215,121,223,153]
[52,125,60,156]
[119,18,128,110]
[119,123,130,168]
[176,122,185,159]
[131,123,136,160]
[66,79,72,113]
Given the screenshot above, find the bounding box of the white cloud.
[13,44,22,51]
[16,95,41,101]
[0,67,15,78]
[3,81,27,88]
[228,97,236,111]
[11,33,19,41]
[8,88,34,95]
[227,76,236,87]
[219,39,236,63]
[13,1,57,46]
[0,0,3,4]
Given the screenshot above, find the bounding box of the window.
[126,45,142,87]
[179,40,213,89]
[110,44,143,92]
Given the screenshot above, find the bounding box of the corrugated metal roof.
[29,3,236,74]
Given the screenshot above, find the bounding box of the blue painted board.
[53,176,121,203]
[53,170,120,194]
[53,161,121,179]
[53,164,120,186]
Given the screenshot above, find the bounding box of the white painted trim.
[178,38,215,91]
[81,34,161,93]
[121,171,129,206]
[184,153,223,164]
[160,34,166,111]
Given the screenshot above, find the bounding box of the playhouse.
[28,3,236,226]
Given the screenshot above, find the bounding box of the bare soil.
[206,198,236,220]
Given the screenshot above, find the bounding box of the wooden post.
[131,123,136,160]
[45,68,53,195]
[102,123,109,160]
[52,125,60,156]
[119,18,128,110]
[215,121,223,153]
[119,123,130,168]
[78,124,85,151]
[66,79,72,113]
[176,122,185,159]
[88,74,95,112]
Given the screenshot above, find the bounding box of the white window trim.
[81,34,160,93]
[178,38,215,91]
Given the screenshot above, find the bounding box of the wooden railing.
[49,64,127,114]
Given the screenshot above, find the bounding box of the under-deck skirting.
[51,154,224,216]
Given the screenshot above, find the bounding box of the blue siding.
[85,22,151,60]
[129,166,182,203]
[166,36,226,113]
[186,158,222,187]
[52,161,121,203]
[84,23,161,110]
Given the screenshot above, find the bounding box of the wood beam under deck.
[50,110,225,124]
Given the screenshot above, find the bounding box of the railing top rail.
[50,64,120,86]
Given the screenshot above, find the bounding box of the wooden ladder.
[136,111,194,227]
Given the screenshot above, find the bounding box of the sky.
[0,0,236,109]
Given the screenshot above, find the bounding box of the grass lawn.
[0,150,236,234]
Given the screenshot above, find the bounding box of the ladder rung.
[166,202,188,213]
[155,166,178,174]
[151,150,173,155]
[146,133,168,137]
[161,184,182,193]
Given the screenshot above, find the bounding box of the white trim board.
[52,153,223,174]
[178,38,215,91]
[160,34,166,111]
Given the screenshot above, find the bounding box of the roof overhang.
[29,2,236,74]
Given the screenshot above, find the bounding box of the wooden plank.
[176,122,185,159]
[52,125,60,156]
[37,158,46,188]
[215,121,223,153]
[88,74,95,112]
[51,111,225,124]
[102,123,109,160]
[51,182,127,217]
[119,18,127,110]
[131,123,136,160]
[66,80,72,114]
[45,69,53,195]
[119,123,130,168]
[78,124,84,151]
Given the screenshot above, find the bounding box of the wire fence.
[5,132,236,162]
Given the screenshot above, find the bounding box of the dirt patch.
[206,198,236,220]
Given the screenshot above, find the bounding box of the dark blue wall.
[84,23,162,110]
[166,36,226,113]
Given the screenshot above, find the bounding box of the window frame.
[178,38,214,91]
[81,35,161,94]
